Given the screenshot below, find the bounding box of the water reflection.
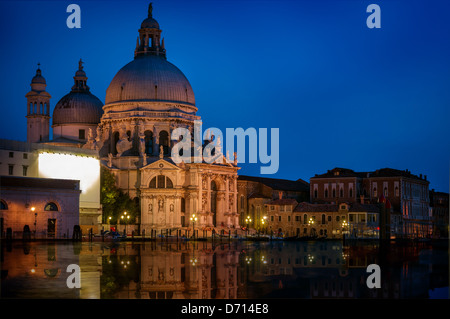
[1,240,448,299]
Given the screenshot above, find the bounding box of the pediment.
[140,158,182,171]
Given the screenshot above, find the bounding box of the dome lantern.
[135,2,166,59]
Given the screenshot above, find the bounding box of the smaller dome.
[53,92,103,125]
[75,69,86,77]
[32,68,46,84]
[141,17,159,29]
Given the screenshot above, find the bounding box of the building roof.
[0,175,80,190]
[293,202,380,213]
[267,198,298,206]
[311,167,428,182]
[311,167,367,179]
[238,175,309,192]
[248,193,271,199]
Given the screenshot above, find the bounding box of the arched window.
[349,188,353,198]
[373,187,377,197]
[144,130,153,155]
[339,188,343,198]
[149,175,174,189]
[29,103,33,114]
[384,187,388,196]
[325,189,328,198]
[44,202,58,211]
[112,131,120,155]
[314,189,318,198]
[395,186,399,197]
[159,131,169,155]
[40,102,43,114]
[0,200,7,210]
[332,189,336,198]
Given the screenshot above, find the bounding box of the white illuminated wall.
[38,152,100,209]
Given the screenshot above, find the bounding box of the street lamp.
[120,212,130,235]
[308,217,315,237]
[190,213,198,240]
[245,216,252,236]
[342,220,348,240]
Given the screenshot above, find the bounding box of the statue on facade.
[159,145,164,159]
[108,153,113,167]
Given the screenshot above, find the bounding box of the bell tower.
[25,63,51,143]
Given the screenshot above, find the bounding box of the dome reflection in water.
[1,241,448,299]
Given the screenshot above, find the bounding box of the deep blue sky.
[0,0,449,192]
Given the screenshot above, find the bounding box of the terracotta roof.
[238,175,309,192]
[311,167,367,179]
[293,202,380,213]
[248,193,271,199]
[348,203,379,213]
[294,202,338,212]
[267,198,298,206]
[0,176,80,190]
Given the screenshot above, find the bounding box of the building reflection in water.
[1,240,448,299]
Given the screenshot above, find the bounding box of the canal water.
[1,240,448,299]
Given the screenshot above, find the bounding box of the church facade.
[79,4,241,232]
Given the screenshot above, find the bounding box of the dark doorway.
[47,219,56,238]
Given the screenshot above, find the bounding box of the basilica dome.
[53,92,103,125]
[105,55,195,106]
[52,60,103,125]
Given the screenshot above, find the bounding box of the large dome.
[53,91,103,125]
[105,55,195,106]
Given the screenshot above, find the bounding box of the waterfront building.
[0,139,101,236]
[264,200,379,238]
[310,167,431,238]
[237,175,309,229]
[0,175,80,239]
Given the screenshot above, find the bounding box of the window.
[149,175,173,188]
[336,216,340,222]
[373,187,377,197]
[349,188,353,197]
[9,152,13,158]
[314,189,318,198]
[384,187,388,196]
[23,153,28,159]
[395,186,399,197]
[339,188,343,198]
[340,205,346,210]
[159,131,169,155]
[278,216,282,222]
[44,202,58,211]
[79,129,85,140]
[280,205,285,212]
[270,216,274,222]
[303,214,307,224]
[328,216,331,222]
[8,165,13,175]
[295,215,301,222]
[271,205,274,211]
[325,189,329,198]
[181,198,185,213]
[322,214,326,224]
[288,216,291,222]
[144,130,153,155]
[22,165,28,176]
[332,189,336,197]
[0,200,7,210]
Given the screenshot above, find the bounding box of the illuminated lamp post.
[308,217,315,237]
[190,213,198,240]
[245,216,252,237]
[120,212,130,236]
[342,220,348,243]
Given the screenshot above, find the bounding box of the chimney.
[424,175,427,181]
[278,191,283,199]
